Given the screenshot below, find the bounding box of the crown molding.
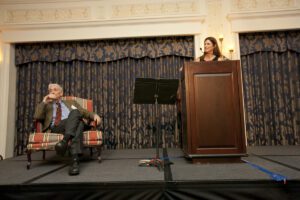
[0,14,205,31]
[228,8,300,33]
[0,0,97,5]
[227,8,300,20]
[0,0,205,31]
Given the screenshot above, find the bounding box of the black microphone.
[200,47,204,54]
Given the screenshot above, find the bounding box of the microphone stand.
[139,85,164,171]
[134,78,178,171]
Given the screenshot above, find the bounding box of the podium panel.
[180,61,246,163]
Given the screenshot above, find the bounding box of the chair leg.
[97,146,102,163]
[42,150,46,160]
[27,150,32,170]
[90,147,93,157]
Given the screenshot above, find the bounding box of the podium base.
[185,153,247,164]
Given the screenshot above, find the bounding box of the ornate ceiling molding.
[230,0,298,12]
[227,0,300,32]
[0,0,204,30]
[5,7,91,23]
[227,8,300,20]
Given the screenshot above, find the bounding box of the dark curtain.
[239,31,300,146]
[15,36,193,154]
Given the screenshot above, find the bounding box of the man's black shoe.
[55,139,68,156]
[69,159,80,176]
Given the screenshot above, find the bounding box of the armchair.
[26,96,103,169]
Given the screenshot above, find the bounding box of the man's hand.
[94,114,101,126]
[43,94,56,104]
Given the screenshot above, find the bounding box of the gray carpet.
[247,146,300,156]
[33,158,164,183]
[242,156,300,180]
[0,146,299,185]
[0,159,66,185]
[168,148,270,181]
[101,148,161,160]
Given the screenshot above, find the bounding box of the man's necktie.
[54,102,62,126]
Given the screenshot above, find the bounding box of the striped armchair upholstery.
[26,96,103,169]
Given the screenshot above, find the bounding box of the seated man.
[34,83,101,176]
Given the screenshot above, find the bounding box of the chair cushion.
[28,132,64,143]
[27,131,103,150]
[83,131,103,146]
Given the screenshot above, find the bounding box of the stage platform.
[0,146,300,199]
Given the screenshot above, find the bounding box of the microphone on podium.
[200,47,204,54]
[195,47,204,61]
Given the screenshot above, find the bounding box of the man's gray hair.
[48,83,63,92]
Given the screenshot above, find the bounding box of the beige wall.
[0,39,16,159]
[0,0,299,158]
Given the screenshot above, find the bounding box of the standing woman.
[196,37,224,61]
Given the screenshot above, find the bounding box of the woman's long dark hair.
[199,37,222,60]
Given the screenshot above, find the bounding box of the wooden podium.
[179,60,246,163]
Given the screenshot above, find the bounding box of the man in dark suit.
[34,83,101,175]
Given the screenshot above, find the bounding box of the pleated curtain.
[15,36,194,154]
[239,31,300,145]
